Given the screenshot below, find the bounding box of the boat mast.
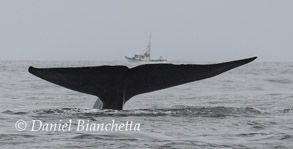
[147,32,151,61]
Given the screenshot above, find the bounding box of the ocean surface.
[0,61,293,149]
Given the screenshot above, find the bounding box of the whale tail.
[29,57,257,110]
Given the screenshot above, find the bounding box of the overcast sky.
[0,0,292,62]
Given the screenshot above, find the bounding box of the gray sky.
[0,0,292,62]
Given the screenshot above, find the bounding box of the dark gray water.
[0,61,293,149]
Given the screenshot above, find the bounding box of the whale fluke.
[29,57,257,110]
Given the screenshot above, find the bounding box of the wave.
[2,106,265,117]
[71,131,172,141]
[0,134,36,141]
[266,79,293,84]
[1,110,29,115]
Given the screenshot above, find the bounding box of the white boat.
[125,33,167,63]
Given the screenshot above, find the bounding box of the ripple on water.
[266,79,293,84]
[2,110,28,115]
[72,134,138,141]
[247,121,266,130]
[19,106,264,118]
[0,134,36,142]
[280,135,292,140]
